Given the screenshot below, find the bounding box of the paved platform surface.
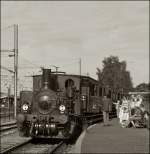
[81,118,149,153]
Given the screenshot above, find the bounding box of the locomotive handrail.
[82,114,102,119]
[69,113,103,126]
[69,113,102,118]
[69,112,116,120]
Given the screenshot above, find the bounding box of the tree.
[97,55,133,93]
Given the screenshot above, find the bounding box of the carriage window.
[118,93,120,100]
[112,93,116,101]
[103,88,106,96]
[108,90,111,99]
[90,84,97,96]
[99,87,102,96]
[65,79,74,88]
[94,85,98,96]
[90,84,94,96]
[65,79,75,98]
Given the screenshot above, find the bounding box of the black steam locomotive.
[17,68,121,139]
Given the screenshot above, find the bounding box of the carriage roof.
[33,73,99,85]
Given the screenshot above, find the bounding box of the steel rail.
[1,140,65,154]
[0,125,17,132]
[1,139,32,154]
[0,122,17,132]
[0,121,16,127]
[49,141,65,154]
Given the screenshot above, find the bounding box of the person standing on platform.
[102,95,111,126]
[113,100,121,118]
[119,96,130,128]
[135,95,143,108]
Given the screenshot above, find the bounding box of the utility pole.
[14,24,18,119]
[7,86,10,107]
[79,58,82,108]
[79,58,81,76]
[55,66,59,74]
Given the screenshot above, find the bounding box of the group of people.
[114,95,148,128]
[102,94,148,128]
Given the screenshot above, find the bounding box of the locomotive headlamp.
[22,104,29,111]
[59,105,66,112]
[81,95,86,101]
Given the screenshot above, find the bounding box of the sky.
[1,1,149,93]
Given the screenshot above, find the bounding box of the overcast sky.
[1,1,149,92]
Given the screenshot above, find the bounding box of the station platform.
[79,118,149,153]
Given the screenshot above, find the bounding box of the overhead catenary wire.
[19,55,43,69]
[1,25,14,51]
[61,59,80,68]
[0,24,14,31]
[1,65,15,73]
[1,55,42,69]
[0,49,14,52]
[19,57,80,70]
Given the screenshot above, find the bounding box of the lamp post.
[14,24,18,119]
[79,58,81,76]
[8,24,18,119]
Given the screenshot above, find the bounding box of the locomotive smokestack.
[42,69,51,89]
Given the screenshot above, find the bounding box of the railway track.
[2,139,66,154]
[1,139,32,154]
[50,141,66,154]
[0,121,17,132]
[0,121,17,137]
[0,113,117,154]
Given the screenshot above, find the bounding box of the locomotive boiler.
[17,69,76,139]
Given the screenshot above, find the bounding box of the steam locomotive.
[17,68,121,139]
